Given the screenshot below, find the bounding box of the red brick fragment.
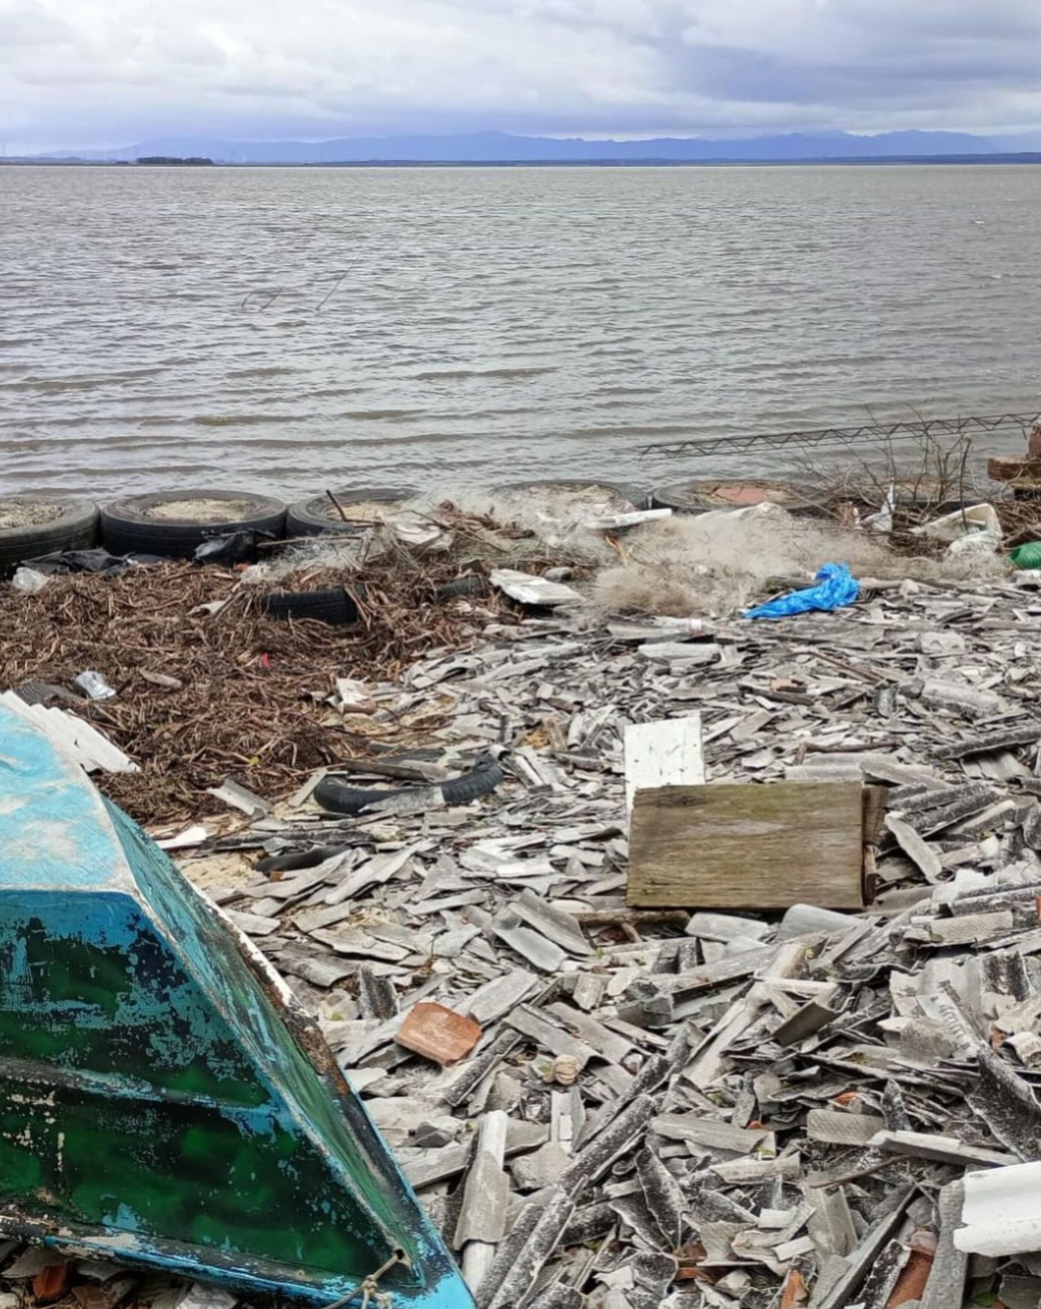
[32,1262,73,1304]
[885,1246,935,1307]
[396,1002,481,1065]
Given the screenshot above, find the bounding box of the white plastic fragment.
[915,503,1001,544]
[584,508,672,530]
[11,567,50,593]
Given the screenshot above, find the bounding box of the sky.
[2,0,1041,151]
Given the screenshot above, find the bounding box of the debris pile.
[0,501,623,824]
[0,561,513,825]
[7,491,1041,1307]
[6,569,1041,1304]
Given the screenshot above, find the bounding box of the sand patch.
[145,498,256,523]
[0,501,64,530]
[315,497,416,522]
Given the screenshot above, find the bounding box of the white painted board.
[624,715,704,818]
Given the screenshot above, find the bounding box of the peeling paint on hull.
[0,706,473,1309]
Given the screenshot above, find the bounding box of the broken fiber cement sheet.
[955,1161,1041,1258]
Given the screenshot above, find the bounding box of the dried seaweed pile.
[0,561,510,825]
[996,496,1041,545]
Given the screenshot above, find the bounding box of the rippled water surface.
[3,164,1040,498]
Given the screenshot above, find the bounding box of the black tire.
[287,487,418,537]
[491,480,648,511]
[257,844,350,874]
[651,480,823,517]
[314,756,504,816]
[0,498,99,576]
[436,575,490,600]
[442,758,505,804]
[100,490,286,559]
[262,588,360,625]
[647,486,715,516]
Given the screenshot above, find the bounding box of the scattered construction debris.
[6,484,1041,1308]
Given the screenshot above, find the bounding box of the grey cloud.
[1,0,1039,149]
[656,0,1041,127]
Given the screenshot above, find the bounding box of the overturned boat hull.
[0,703,473,1308]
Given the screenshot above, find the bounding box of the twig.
[325,489,351,523]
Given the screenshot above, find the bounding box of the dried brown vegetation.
[0,560,510,825]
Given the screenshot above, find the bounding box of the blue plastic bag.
[744,563,859,620]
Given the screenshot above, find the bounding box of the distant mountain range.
[20,128,1041,165]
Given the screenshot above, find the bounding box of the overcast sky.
[3,0,1041,149]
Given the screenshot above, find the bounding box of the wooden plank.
[627,781,864,909]
[624,716,704,816]
[862,783,889,846]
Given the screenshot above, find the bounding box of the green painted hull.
[0,705,472,1308]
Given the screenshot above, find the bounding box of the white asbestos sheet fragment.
[955,1162,1041,1257]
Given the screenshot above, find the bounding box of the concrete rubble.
[8,532,1041,1306]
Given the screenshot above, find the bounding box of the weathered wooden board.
[627,781,864,909]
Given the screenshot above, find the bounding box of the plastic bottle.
[647,616,709,635]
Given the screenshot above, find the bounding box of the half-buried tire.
[651,480,822,517]
[287,487,419,537]
[0,497,99,576]
[314,756,504,816]
[100,490,286,559]
[262,588,360,626]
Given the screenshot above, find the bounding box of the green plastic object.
[1010,541,1041,569]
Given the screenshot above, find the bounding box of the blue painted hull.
[0,705,473,1308]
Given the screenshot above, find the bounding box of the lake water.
[2,164,1040,500]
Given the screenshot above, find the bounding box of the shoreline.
[5,156,1041,168]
